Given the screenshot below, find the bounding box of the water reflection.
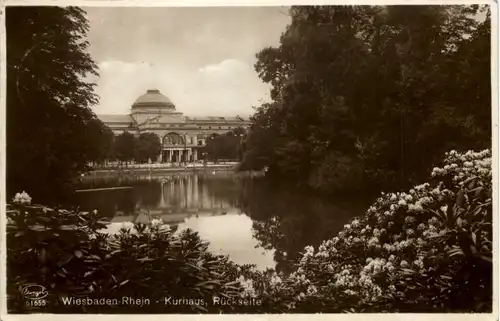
[75,172,374,272]
[181,214,275,269]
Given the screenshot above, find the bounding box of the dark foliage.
[241,5,491,193]
[113,132,136,163]
[205,127,246,162]
[134,132,162,163]
[6,7,103,204]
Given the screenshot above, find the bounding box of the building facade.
[97,89,251,163]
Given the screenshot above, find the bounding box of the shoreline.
[87,164,238,176]
[76,165,266,188]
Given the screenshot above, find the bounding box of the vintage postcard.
[0,1,497,320]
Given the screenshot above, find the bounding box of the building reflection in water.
[158,174,232,212]
[85,172,276,270]
[106,173,238,225]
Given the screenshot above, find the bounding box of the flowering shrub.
[6,202,247,313]
[243,149,493,312]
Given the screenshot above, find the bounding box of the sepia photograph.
[2,3,496,316]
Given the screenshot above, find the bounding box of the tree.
[204,128,247,162]
[6,6,99,204]
[134,132,161,163]
[114,132,136,164]
[85,119,115,165]
[243,5,491,192]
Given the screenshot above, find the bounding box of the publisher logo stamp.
[20,284,48,307]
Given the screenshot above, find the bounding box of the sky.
[85,7,291,118]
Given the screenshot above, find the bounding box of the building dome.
[132,89,175,110]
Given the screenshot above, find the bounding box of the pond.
[74,171,376,273]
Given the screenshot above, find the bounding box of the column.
[168,150,173,163]
[159,151,163,163]
[193,149,198,161]
[187,149,192,162]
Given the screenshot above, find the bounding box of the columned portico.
[160,147,202,163]
[97,89,251,164]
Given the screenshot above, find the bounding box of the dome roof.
[132,89,175,109]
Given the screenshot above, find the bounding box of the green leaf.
[57,255,73,267]
[455,190,465,208]
[137,257,154,262]
[400,268,416,275]
[84,271,94,277]
[447,247,464,257]
[195,280,221,287]
[471,231,477,245]
[119,280,130,287]
[74,249,83,258]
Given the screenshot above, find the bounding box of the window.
[219,126,222,129]
[163,133,184,145]
[198,140,203,146]
[208,126,212,130]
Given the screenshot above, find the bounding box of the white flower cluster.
[318,239,338,255]
[151,218,163,228]
[306,284,318,295]
[150,218,171,232]
[269,272,283,288]
[12,191,32,205]
[237,275,257,298]
[434,149,492,182]
[363,257,395,274]
[300,245,315,263]
[289,266,312,287]
[120,222,135,231]
[333,268,356,288]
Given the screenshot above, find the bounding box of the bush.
[244,149,493,312]
[6,199,253,313]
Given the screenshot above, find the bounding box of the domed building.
[97,89,250,163]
